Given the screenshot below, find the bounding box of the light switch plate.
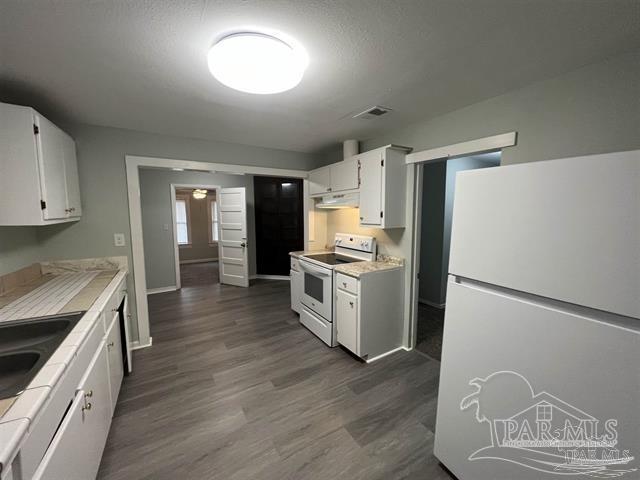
[114,233,126,247]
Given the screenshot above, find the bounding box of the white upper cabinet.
[309,157,360,197]
[358,146,408,229]
[330,157,360,193]
[308,145,409,228]
[0,102,81,225]
[309,165,331,196]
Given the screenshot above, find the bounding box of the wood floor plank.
[98,279,455,480]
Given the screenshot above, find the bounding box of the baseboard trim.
[365,346,405,364]
[130,337,153,350]
[179,258,218,265]
[255,274,290,281]
[147,286,177,295]
[418,298,446,309]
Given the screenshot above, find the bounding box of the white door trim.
[406,132,518,349]
[170,183,221,290]
[125,155,309,349]
[405,132,517,164]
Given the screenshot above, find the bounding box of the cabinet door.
[62,132,82,217]
[106,313,124,415]
[309,166,331,196]
[35,114,68,220]
[330,158,359,192]
[33,344,110,480]
[32,391,90,480]
[358,150,383,226]
[336,288,359,355]
[290,269,301,314]
[122,294,133,373]
[78,341,111,478]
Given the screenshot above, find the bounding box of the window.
[208,197,219,243]
[537,404,552,422]
[175,195,191,245]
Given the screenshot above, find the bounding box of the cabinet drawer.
[300,307,333,346]
[336,289,359,355]
[336,273,358,295]
[290,257,300,271]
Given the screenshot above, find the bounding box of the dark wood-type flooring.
[180,261,219,287]
[415,304,445,361]
[98,280,454,480]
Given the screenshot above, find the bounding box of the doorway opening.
[254,176,304,277]
[138,167,254,298]
[415,151,501,360]
[173,186,221,288]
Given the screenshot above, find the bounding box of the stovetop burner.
[302,253,362,266]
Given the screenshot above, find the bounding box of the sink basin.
[0,312,85,399]
[0,352,40,398]
[0,319,73,353]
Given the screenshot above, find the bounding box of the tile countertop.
[0,267,127,476]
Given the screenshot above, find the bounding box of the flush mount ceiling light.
[192,189,208,200]
[207,31,308,94]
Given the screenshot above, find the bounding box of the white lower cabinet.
[336,288,358,354]
[105,313,124,415]
[33,344,110,480]
[14,277,128,480]
[335,270,404,361]
[290,268,302,314]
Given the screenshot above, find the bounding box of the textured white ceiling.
[1,0,639,153]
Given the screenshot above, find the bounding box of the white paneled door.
[218,187,249,287]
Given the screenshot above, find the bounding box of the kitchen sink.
[0,312,85,400]
[0,352,41,395]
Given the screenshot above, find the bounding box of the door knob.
[240,242,247,248]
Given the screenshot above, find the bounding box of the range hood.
[315,192,359,209]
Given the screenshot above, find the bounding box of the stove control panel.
[334,233,376,253]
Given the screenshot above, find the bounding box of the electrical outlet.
[163,224,169,231]
[114,233,126,247]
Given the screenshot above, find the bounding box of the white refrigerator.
[434,150,640,480]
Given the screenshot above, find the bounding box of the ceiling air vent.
[352,105,392,120]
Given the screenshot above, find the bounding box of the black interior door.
[254,176,304,276]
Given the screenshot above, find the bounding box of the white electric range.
[298,233,377,346]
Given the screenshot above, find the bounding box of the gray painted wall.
[320,50,640,296]
[0,227,42,275]
[361,49,640,166]
[0,124,318,340]
[139,169,257,290]
[440,155,500,299]
[418,161,446,305]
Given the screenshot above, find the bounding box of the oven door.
[299,260,333,321]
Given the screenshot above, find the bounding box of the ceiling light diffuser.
[207,31,308,94]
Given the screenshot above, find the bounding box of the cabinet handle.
[85,390,93,398]
[111,307,118,312]
[342,282,347,287]
[107,341,115,348]
[82,402,92,412]
[349,301,354,307]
